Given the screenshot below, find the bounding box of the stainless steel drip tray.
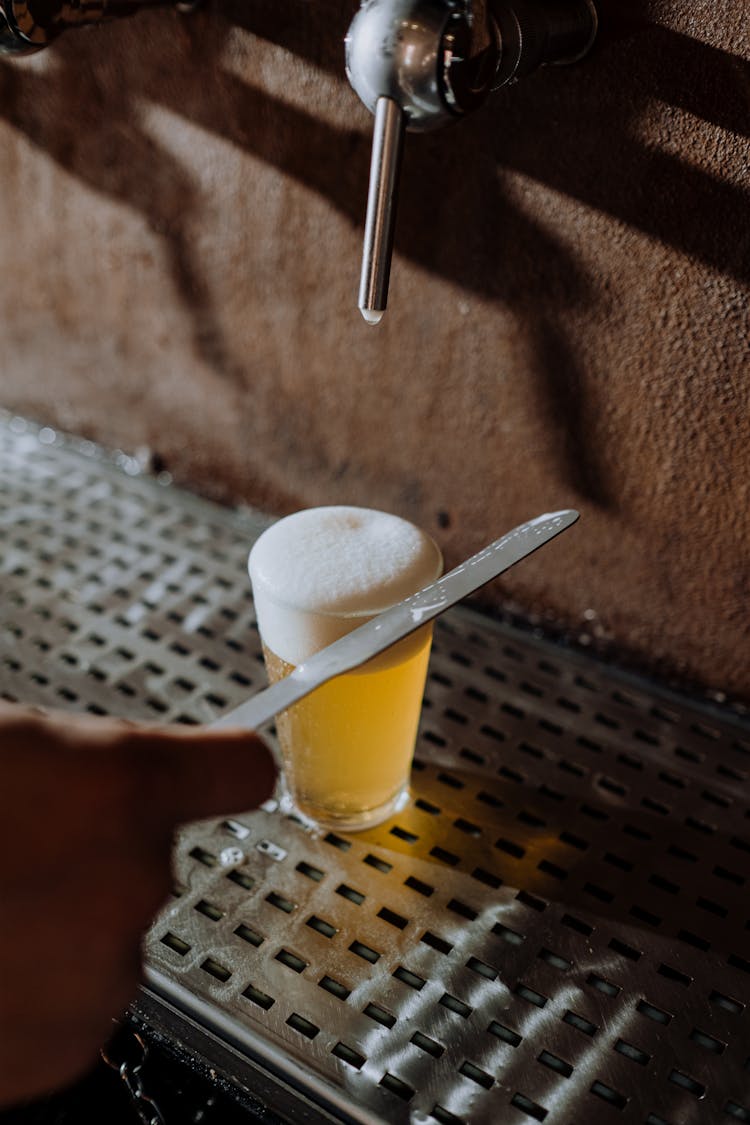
[2,413,750,1125]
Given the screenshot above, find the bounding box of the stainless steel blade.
[213,509,578,731]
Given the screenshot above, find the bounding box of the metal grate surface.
[2,414,750,1125]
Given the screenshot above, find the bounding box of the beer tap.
[0,0,195,54]
[345,0,598,324]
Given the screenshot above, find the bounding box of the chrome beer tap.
[345,0,598,324]
[0,0,194,53]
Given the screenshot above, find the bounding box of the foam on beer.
[249,506,442,665]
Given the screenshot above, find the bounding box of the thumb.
[121,723,278,829]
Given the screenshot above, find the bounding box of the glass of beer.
[248,506,442,831]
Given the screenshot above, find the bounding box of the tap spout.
[358,96,405,326]
[346,0,598,322]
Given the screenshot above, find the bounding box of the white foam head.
[249,506,442,664]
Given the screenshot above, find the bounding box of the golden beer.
[249,506,442,830]
[265,626,433,828]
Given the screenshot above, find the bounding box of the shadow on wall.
[0,0,746,508]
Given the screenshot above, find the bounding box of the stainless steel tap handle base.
[491,0,598,86]
[359,97,406,325]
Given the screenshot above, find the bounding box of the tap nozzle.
[358,97,405,325]
[345,0,598,324]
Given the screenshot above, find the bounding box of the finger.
[120,725,278,828]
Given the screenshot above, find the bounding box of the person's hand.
[0,702,276,1108]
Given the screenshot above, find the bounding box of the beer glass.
[249,506,442,831]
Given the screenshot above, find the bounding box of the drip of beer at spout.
[358,96,406,325]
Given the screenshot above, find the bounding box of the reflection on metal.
[2,413,750,1124]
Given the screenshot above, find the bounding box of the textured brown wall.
[0,2,748,697]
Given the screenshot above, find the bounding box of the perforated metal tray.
[2,413,750,1125]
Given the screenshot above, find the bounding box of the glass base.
[278,781,410,833]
